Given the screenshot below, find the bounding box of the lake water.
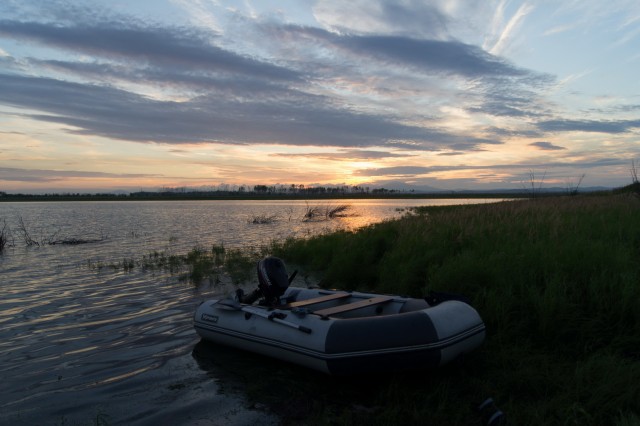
[0,199,502,425]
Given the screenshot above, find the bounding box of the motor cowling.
[257,256,290,304]
[238,256,290,305]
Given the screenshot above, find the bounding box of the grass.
[255,191,640,425]
[86,243,262,285]
[87,252,184,275]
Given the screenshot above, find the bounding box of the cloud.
[543,23,577,36]
[0,72,496,150]
[262,23,553,120]
[529,141,566,150]
[616,104,640,113]
[272,149,415,161]
[277,24,529,79]
[468,98,544,118]
[537,118,640,134]
[437,151,466,156]
[486,126,542,139]
[30,58,292,96]
[0,16,521,151]
[488,2,534,56]
[0,19,300,82]
[355,158,629,177]
[343,35,522,78]
[0,167,159,182]
[313,0,449,38]
[355,166,442,176]
[0,6,562,154]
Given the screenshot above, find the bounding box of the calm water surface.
[0,199,502,425]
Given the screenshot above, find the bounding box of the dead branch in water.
[0,219,14,252]
[16,215,107,246]
[17,216,41,246]
[248,214,279,224]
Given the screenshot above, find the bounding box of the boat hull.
[193,287,485,375]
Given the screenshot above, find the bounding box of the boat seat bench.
[280,292,351,309]
[313,295,394,318]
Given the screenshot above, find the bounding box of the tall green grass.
[265,193,640,425]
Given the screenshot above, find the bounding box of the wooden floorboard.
[313,295,394,317]
[280,292,351,309]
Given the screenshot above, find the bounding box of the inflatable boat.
[193,286,485,375]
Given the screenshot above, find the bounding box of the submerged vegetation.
[86,243,260,285]
[248,214,280,224]
[0,216,108,248]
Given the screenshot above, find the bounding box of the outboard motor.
[237,256,293,305]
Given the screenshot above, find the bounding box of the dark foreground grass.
[256,192,640,425]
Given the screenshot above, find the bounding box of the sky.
[0,0,639,193]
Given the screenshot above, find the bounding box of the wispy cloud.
[487,2,534,56]
[274,24,529,79]
[170,0,222,32]
[0,72,495,150]
[272,149,414,161]
[529,141,566,150]
[0,20,300,82]
[537,118,640,133]
[355,158,629,177]
[313,0,449,38]
[543,23,576,36]
[0,166,159,182]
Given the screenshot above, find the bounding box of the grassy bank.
[247,191,640,425]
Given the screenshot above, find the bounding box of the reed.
[264,192,640,425]
[326,204,351,218]
[181,247,210,283]
[303,203,323,221]
[303,203,352,221]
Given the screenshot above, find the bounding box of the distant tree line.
[0,184,409,201]
[0,191,129,199]
[132,184,404,198]
[247,184,398,195]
